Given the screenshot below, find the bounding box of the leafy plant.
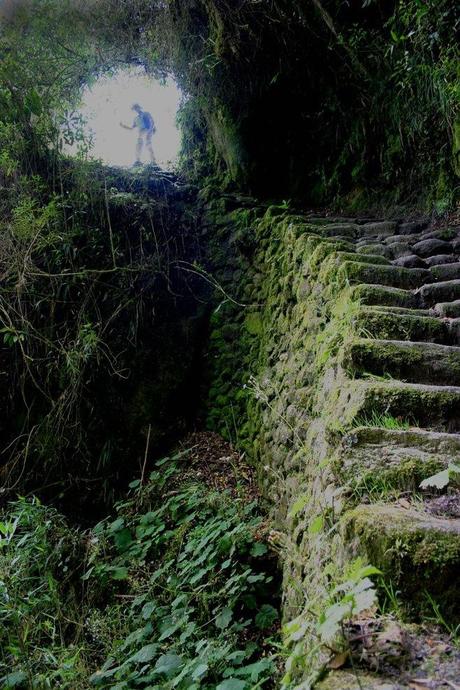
[85,453,279,689]
[0,498,88,688]
[420,463,460,490]
[317,562,381,645]
[354,411,412,430]
[0,450,280,689]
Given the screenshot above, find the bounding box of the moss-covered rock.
[343,504,460,618]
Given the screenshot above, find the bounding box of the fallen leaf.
[376,621,404,645]
[327,651,349,669]
[408,680,433,689]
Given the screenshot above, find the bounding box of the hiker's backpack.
[141,111,155,132]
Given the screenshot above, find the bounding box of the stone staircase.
[204,200,460,688]
[302,216,460,688]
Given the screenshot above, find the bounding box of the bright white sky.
[68,68,183,169]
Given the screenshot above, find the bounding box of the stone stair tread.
[425,253,459,266]
[417,279,460,306]
[367,338,460,352]
[429,262,460,282]
[320,223,359,238]
[357,221,398,238]
[333,379,460,431]
[345,503,460,538]
[355,309,449,344]
[342,337,460,385]
[398,220,429,234]
[392,254,427,269]
[432,299,460,318]
[412,238,454,257]
[338,426,460,484]
[357,244,394,258]
[364,305,432,316]
[303,216,358,225]
[384,233,422,245]
[343,503,460,615]
[335,251,391,265]
[352,284,419,309]
[345,425,460,450]
[340,261,430,290]
[317,670,403,689]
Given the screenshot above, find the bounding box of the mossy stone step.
[318,223,359,238]
[318,671,401,690]
[367,305,431,316]
[335,251,391,266]
[418,279,460,307]
[429,262,460,282]
[332,379,460,431]
[337,426,460,489]
[342,338,460,385]
[352,284,419,309]
[357,220,398,238]
[303,216,358,225]
[339,262,430,290]
[448,318,460,344]
[356,243,393,258]
[433,298,460,318]
[343,504,460,618]
[354,308,449,344]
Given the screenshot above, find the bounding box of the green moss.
[343,505,460,618]
[351,284,417,309]
[347,457,444,499]
[354,308,448,343]
[338,261,428,291]
[244,311,263,336]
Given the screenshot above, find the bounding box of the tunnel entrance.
[63,66,183,170]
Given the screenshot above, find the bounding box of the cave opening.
[63,66,183,170]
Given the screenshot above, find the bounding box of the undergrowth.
[0,450,280,690]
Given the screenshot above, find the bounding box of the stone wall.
[205,201,460,688]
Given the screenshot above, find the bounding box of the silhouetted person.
[120,103,156,165]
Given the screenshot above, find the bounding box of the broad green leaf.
[153,653,182,675]
[318,602,350,642]
[1,671,28,688]
[250,541,267,557]
[255,604,278,629]
[108,517,124,533]
[129,643,158,664]
[354,587,377,613]
[158,618,183,641]
[216,680,247,690]
[288,493,309,518]
[89,664,120,685]
[114,527,133,551]
[232,658,273,681]
[350,565,382,581]
[420,468,450,490]
[142,601,156,619]
[216,607,233,629]
[192,663,209,680]
[308,516,323,535]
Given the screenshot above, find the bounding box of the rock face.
[205,203,460,687]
